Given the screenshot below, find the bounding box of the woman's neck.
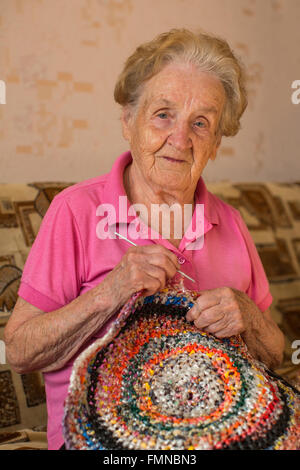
[123,163,195,208]
[123,163,196,248]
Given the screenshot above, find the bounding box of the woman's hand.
[186,287,254,338]
[105,244,180,304]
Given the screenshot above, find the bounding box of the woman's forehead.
[139,63,225,113]
[149,97,220,115]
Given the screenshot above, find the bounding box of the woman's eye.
[157,112,168,119]
[194,120,206,128]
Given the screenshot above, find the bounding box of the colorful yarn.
[63,284,300,450]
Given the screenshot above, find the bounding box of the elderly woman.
[4,29,284,450]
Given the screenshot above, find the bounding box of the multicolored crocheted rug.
[63,284,300,450]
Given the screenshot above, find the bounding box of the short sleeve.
[233,210,273,313]
[18,195,86,313]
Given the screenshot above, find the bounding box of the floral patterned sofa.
[0,180,299,449]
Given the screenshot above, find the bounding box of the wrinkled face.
[121,62,226,194]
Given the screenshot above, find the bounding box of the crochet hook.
[114,231,196,283]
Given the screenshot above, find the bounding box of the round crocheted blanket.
[63,285,300,450]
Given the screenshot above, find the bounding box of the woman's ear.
[121,106,133,142]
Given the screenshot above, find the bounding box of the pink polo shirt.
[18,151,273,450]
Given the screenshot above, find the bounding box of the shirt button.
[177,256,186,265]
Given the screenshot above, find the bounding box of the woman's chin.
[151,173,189,192]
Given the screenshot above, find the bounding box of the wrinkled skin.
[122,62,225,207]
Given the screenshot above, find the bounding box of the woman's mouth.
[161,156,185,163]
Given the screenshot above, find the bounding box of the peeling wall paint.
[0,0,299,183]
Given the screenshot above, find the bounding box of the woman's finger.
[140,244,180,270]
[202,315,228,334]
[190,305,225,330]
[147,253,179,279]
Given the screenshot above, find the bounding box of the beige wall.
[0,0,299,184]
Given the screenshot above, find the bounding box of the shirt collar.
[194,175,219,226]
[103,150,134,224]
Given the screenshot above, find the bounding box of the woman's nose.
[167,121,192,151]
